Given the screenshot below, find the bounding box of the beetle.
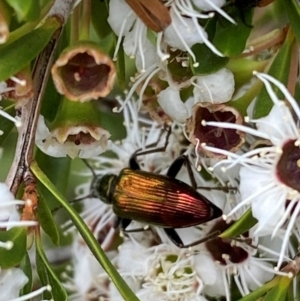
[89,130,223,248]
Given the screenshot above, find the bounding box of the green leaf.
[91,0,111,39]
[36,150,71,209]
[101,110,126,141]
[0,16,60,81]
[263,276,292,301]
[37,188,60,246]
[0,227,27,268]
[5,0,40,21]
[31,161,141,301]
[19,252,33,296]
[0,104,15,146]
[282,0,300,45]
[253,29,295,118]
[238,276,280,301]
[36,236,68,301]
[219,209,257,239]
[213,7,252,57]
[191,43,229,75]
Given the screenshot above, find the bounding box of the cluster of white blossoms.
[1,0,297,300]
[66,71,300,300]
[60,0,300,301]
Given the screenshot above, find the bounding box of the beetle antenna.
[197,186,238,193]
[82,159,97,177]
[51,194,92,214]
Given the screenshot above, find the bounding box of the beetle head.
[90,174,117,204]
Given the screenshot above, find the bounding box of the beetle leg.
[164,228,185,247]
[82,159,97,176]
[129,126,171,170]
[114,217,132,229]
[165,228,221,248]
[166,155,198,190]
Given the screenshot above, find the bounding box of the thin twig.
[5,0,76,195]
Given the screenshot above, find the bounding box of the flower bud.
[36,97,111,158]
[51,42,116,102]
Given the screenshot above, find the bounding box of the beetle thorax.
[90,174,116,204]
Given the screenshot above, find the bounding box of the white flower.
[199,219,275,301]
[199,72,300,269]
[118,241,211,301]
[108,0,151,72]
[164,0,236,64]
[35,115,110,159]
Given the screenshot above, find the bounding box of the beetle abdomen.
[112,168,222,228]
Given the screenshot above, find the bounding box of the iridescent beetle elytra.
[89,128,223,248]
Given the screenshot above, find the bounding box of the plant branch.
[5,0,76,195]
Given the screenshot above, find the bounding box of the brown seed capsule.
[51,42,116,102]
[186,102,245,159]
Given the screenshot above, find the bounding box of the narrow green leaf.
[238,276,280,301]
[0,16,60,81]
[253,29,295,118]
[19,252,33,296]
[37,188,60,246]
[36,236,68,301]
[31,161,141,301]
[5,0,40,21]
[191,43,229,75]
[213,7,252,57]
[0,104,15,146]
[263,276,292,301]
[282,0,300,45]
[219,209,257,239]
[0,227,27,268]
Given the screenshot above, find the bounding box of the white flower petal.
[0,268,28,301]
[193,68,235,103]
[164,9,206,51]
[243,259,273,291]
[255,104,298,144]
[193,0,226,11]
[157,87,188,123]
[240,167,285,235]
[107,0,136,35]
[194,253,217,285]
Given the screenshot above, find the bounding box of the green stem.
[30,161,141,301]
[70,3,80,44]
[228,79,264,116]
[79,0,91,40]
